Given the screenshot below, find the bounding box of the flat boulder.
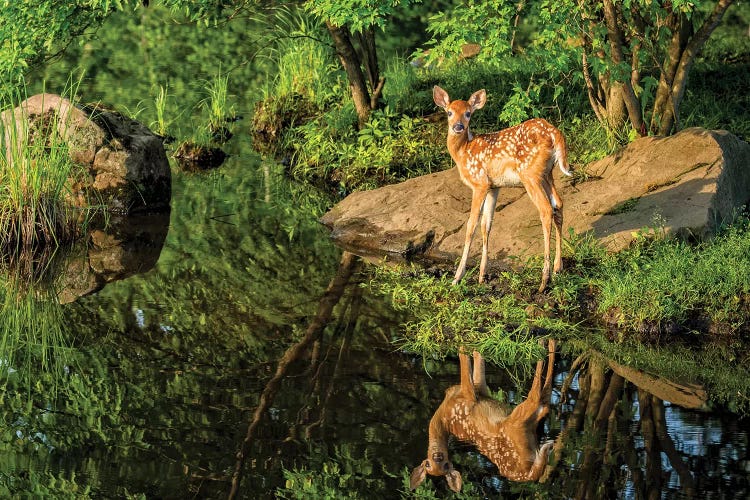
[1,93,170,213]
[321,128,750,266]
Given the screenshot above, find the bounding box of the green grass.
[595,222,750,329]
[369,219,750,347]
[200,68,235,131]
[367,221,750,412]
[0,260,78,398]
[150,84,173,137]
[0,87,84,250]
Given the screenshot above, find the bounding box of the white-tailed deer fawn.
[410,340,556,492]
[433,86,571,292]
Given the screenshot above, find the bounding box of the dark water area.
[0,135,747,498]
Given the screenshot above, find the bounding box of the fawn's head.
[410,450,463,492]
[433,85,486,136]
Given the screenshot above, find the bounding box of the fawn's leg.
[472,351,490,397]
[458,350,476,401]
[454,187,489,284]
[478,188,499,283]
[547,179,564,274]
[522,177,554,292]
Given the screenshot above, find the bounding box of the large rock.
[1,93,170,213]
[322,128,750,266]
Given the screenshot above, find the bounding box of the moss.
[250,92,320,155]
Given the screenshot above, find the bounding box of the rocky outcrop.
[1,93,171,213]
[322,128,750,266]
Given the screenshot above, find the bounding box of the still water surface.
[1,135,747,498]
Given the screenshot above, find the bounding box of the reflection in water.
[0,212,169,383]
[58,213,170,303]
[412,341,556,492]
[229,251,360,498]
[0,143,747,497]
[409,345,749,498]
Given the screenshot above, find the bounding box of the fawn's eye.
[465,111,471,119]
[447,110,453,117]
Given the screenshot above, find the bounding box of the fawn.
[410,340,556,492]
[433,86,571,292]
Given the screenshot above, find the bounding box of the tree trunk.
[606,83,629,131]
[651,12,691,134]
[653,0,735,135]
[602,0,645,135]
[356,28,385,110]
[325,21,373,127]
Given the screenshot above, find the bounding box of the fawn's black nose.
[452,122,465,133]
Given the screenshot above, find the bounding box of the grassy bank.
[367,220,750,358]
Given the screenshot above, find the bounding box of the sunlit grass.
[200,69,235,131]
[150,84,174,137]
[369,219,750,349]
[594,222,750,328]
[0,86,88,251]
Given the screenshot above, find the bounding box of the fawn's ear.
[410,462,427,490]
[433,86,450,109]
[445,469,463,492]
[468,89,486,111]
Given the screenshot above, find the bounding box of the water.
[0,136,747,498]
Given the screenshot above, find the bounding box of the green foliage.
[594,221,750,329]
[0,469,92,498]
[277,446,385,499]
[304,0,417,33]
[423,0,745,136]
[0,1,132,93]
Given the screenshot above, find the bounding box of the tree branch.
[663,0,735,134]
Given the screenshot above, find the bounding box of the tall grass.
[0,82,93,400]
[0,89,83,251]
[594,222,750,328]
[150,84,173,137]
[259,6,340,104]
[200,68,235,130]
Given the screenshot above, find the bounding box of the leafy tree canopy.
[0,1,131,89]
[304,0,416,33]
[425,0,737,136]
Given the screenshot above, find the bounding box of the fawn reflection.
[411,340,556,492]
